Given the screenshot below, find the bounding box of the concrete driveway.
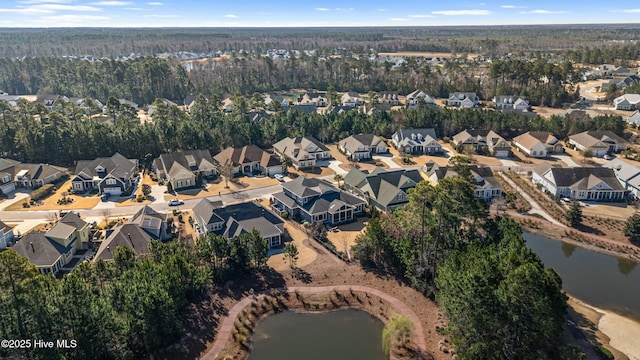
[0,190,30,211]
[326,159,348,175]
[552,154,580,168]
[372,154,401,169]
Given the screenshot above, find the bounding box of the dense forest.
[0,97,626,166]
[0,231,270,360]
[0,53,578,107]
[353,176,570,359]
[1,25,640,58]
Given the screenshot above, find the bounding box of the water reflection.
[618,257,638,276]
[561,242,577,258]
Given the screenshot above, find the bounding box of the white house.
[605,158,640,199]
[614,94,640,110]
[532,164,626,201]
[338,134,388,160]
[568,131,628,157]
[0,221,14,249]
[513,131,563,158]
[391,128,442,155]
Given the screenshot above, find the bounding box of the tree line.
[0,230,269,360]
[0,96,626,166]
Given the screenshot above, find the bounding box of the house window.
[106,178,116,185]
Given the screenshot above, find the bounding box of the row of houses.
[0,158,67,195]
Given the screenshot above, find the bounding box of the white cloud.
[519,9,567,14]
[143,14,178,18]
[390,18,407,21]
[621,9,640,13]
[377,8,387,12]
[336,7,353,11]
[501,5,526,8]
[90,1,132,5]
[30,4,103,11]
[18,0,72,3]
[147,2,163,5]
[41,14,110,21]
[314,7,330,11]
[431,9,491,16]
[408,14,434,18]
[0,7,53,14]
[224,14,237,18]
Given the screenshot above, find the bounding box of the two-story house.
[0,158,19,194]
[0,221,14,250]
[153,149,216,190]
[297,92,327,107]
[378,92,399,106]
[493,95,529,110]
[72,153,138,196]
[451,129,511,158]
[271,176,366,225]
[532,164,626,201]
[343,168,422,211]
[605,158,640,199]
[338,134,388,161]
[214,145,283,177]
[192,200,284,248]
[273,136,331,170]
[614,94,640,110]
[405,89,436,108]
[341,92,364,107]
[391,128,442,155]
[448,92,478,108]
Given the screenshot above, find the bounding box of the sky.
[1,0,640,28]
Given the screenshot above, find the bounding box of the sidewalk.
[200,285,427,360]
[498,172,565,227]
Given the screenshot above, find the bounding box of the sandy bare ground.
[5,180,100,211]
[326,217,368,254]
[267,222,317,271]
[165,176,279,201]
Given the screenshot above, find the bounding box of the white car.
[168,199,184,206]
[274,174,285,182]
[603,154,612,160]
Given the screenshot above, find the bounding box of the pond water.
[247,309,386,360]
[524,232,640,320]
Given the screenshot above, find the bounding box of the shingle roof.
[339,134,385,154]
[214,145,280,168]
[273,136,329,161]
[536,165,624,191]
[192,199,224,226]
[45,222,76,240]
[59,212,88,230]
[156,149,215,179]
[74,152,137,179]
[605,158,640,182]
[94,224,154,261]
[212,202,284,238]
[282,176,335,199]
[13,232,69,267]
[569,131,628,149]
[14,163,66,181]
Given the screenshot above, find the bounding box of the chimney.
[107,246,110,252]
[30,242,34,252]
[128,233,134,247]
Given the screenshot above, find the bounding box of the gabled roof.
[569,131,628,148]
[534,165,624,191]
[513,131,559,150]
[13,232,69,267]
[627,111,640,126]
[192,199,225,226]
[282,176,336,199]
[214,145,281,168]
[211,202,284,238]
[0,158,20,172]
[452,129,506,146]
[94,224,154,261]
[45,222,76,240]
[0,221,13,233]
[156,149,215,179]
[288,104,317,114]
[129,205,167,238]
[13,163,66,181]
[427,165,501,190]
[59,212,88,230]
[345,167,422,207]
[273,136,329,161]
[339,134,385,153]
[74,152,137,179]
[449,92,477,101]
[605,158,640,182]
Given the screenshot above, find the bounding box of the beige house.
[451,129,511,157]
[513,131,563,158]
[273,136,330,170]
[214,145,283,176]
[568,131,628,157]
[338,134,388,160]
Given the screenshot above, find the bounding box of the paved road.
[579,80,607,102]
[200,285,427,360]
[552,154,580,168]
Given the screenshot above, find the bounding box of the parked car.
[168,199,184,206]
[603,154,612,160]
[100,194,109,202]
[274,173,285,182]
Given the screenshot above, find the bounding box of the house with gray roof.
[128,205,172,241]
[36,94,69,111]
[391,128,442,155]
[153,149,216,190]
[13,212,90,274]
[452,129,511,158]
[532,164,625,201]
[448,92,478,108]
[493,95,529,111]
[0,221,14,250]
[343,167,423,211]
[192,200,284,248]
[214,145,282,177]
[0,159,66,194]
[338,134,388,161]
[72,153,138,196]
[614,94,640,110]
[425,164,502,201]
[297,92,327,107]
[626,111,640,127]
[0,158,20,194]
[273,136,330,170]
[271,176,365,225]
[264,93,289,111]
[568,131,628,157]
[406,89,435,108]
[605,158,640,199]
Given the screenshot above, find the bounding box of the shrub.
[281,211,289,219]
[136,194,144,202]
[31,184,55,201]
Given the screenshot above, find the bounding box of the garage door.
[103,187,122,196]
[0,182,15,194]
[494,150,510,158]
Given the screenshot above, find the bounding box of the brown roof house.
[273,136,330,170]
[513,131,564,158]
[568,131,628,157]
[338,134,388,161]
[214,145,283,177]
[451,129,511,158]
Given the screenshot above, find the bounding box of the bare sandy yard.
[164,176,279,201]
[326,217,368,255]
[5,180,100,211]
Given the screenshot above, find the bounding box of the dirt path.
[199,285,426,360]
